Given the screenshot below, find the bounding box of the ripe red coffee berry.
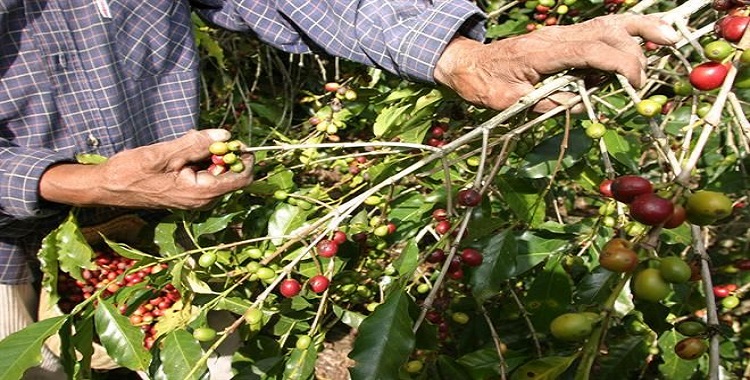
[662,204,687,229]
[435,220,451,235]
[426,249,446,264]
[308,275,330,293]
[690,62,730,91]
[332,230,347,245]
[610,175,653,203]
[432,208,448,221]
[599,179,614,198]
[316,239,339,258]
[460,248,484,267]
[713,285,730,298]
[629,194,675,226]
[716,15,750,42]
[457,188,482,207]
[280,279,302,298]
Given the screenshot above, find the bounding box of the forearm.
[38,163,107,208]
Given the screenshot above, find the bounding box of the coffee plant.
[2,0,750,379]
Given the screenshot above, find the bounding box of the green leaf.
[191,211,242,238]
[602,130,639,172]
[283,346,317,380]
[154,217,182,257]
[575,267,620,305]
[497,176,546,226]
[524,257,573,332]
[75,153,108,164]
[658,331,699,379]
[103,237,154,260]
[56,213,96,282]
[349,290,415,380]
[457,347,528,377]
[0,316,67,380]
[518,129,592,179]
[392,240,419,281]
[38,229,61,306]
[596,334,651,378]
[511,355,578,380]
[436,355,472,380]
[332,304,366,330]
[156,330,207,380]
[72,315,95,378]
[470,230,518,302]
[215,297,255,315]
[267,203,312,245]
[94,300,150,371]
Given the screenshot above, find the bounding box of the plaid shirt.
[0,0,486,284]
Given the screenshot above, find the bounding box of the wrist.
[434,36,483,88]
[39,163,105,207]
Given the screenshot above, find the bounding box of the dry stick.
[577,79,617,178]
[728,92,750,141]
[479,303,508,380]
[692,224,721,380]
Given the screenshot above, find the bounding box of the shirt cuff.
[395,2,486,83]
[1,150,74,220]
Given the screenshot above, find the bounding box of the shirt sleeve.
[0,143,74,225]
[193,0,487,83]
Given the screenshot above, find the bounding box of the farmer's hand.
[435,13,681,112]
[40,129,253,210]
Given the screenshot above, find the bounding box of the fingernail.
[205,129,231,141]
[658,24,680,44]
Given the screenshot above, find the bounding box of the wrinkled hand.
[434,14,681,112]
[40,129,254,210]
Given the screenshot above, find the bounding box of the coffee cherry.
[460,248,484,267]
[636,99,663,117]
[279,279,302,298]
[316,239,339,258]
[193,327,217,342]
[332,230,347,245]
[426,249,446,263]
[585,122,607,139]
[599,245,639,273]
[550,313,594,341]
[599,179,614,198]
[308,275,330,293]
[713,285,730,298]
[633,268,671,302]
[716,15,750,42]
[457,188,482,207]
[629,194,674,226]
[704,40,735,62]
[686,190,733,225]
[690,61,730,91]
[198,252,217,268]
[662,204,687,229]
[208,141,229,155]
[722,295,740,309]
[435,220,451,235]
[610,175,653,203]
[658,257,692,283]
[674,337,707,360]
[432,208,448,221]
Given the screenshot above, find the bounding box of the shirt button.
[53,53,68,71]
[87,134,100,148]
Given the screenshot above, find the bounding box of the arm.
[434,14,681,112]
[193,0,487,83]
[38,129,253,210]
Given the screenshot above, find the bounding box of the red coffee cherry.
[460,248,484,267]
[280,279,302,298]
[610,175,653,203]
[629,194,675,226]
[316,239,339,258]
[457,188,482,207]
[308,275,330,293]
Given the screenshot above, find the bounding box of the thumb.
[161,129,232,165]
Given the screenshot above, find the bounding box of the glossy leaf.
[94,300,150,371]
[349,290,415,380]
[470,230,518,301]
[392,240,419,282]
[156,330,207,380]
[602,130,639,172]
[575,267,620,305]
[56,213,96,282]
[524,257,573,332]
[518,128,592,179]
[268,203,311,245]
[154,217,182,257]
[510,355,578,380]
[596,334,651,378]
[496,176,546,226]
[191,211,242,238]
[283,346,317,380]
[0,316,67,380]
[38,230,61,307]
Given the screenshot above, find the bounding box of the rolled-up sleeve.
[193,0,487,83]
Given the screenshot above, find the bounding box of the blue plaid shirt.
[0,0,485,284]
